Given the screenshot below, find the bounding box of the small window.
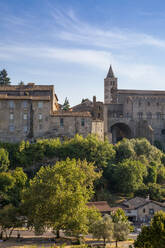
[38,114,42,120]
[9,125,14,132]
[161,129,165,135]
[60,118,64,127]
[10,113,14,120]
[139,101,141,107]
[23,113,28,120]
[143,208,145,213]
[23,101,28,108]
[98,113,101,119]
[39,124,42,130]
[24,126,28,133]
[9,101,14,108]
[157,112,161,119]
[147,112,152,119]
[149,209,154,215]
[138,112,143,119]
[148,101,150,106]
[81,118,85,127]
[38,101,43,108]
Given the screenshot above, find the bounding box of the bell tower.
[104,65,118,104]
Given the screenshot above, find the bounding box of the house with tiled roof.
[120,196,165,223]
[87,201,112,216]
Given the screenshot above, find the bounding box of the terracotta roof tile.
[87,201,111,212]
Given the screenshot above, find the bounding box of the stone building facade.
[104,65,165,146]
[0,84,104,143]
[1,65,165,145]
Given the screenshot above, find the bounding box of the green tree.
[0,148,9,172]
[0,69,11,86]
[110,159,147,194]
[62,97,70,110]
[91,214,114,246]
[0,168,27,207]
[18,81,24,85]
[145,164,157,184]
[22,158,100,237]
[9,168,27,207]
[0,205,23,239]
[134,225,152,248]
[0,172,15,207]
[115,139,135,162]
[111,209,130,247]
[134,211,165,248]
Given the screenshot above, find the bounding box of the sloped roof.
[87,201,111,212]
[72,99,93,112]
[106,65,115,78]
[121,196,164,210]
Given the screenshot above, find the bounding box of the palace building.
[1,65,165,146]
[104,66,165,146]
[0,84,103,143]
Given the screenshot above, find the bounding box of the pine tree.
[0,69,11,86]
[18,81,24,85]
[62,97,70,111]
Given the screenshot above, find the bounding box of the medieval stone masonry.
[0,83,103,142]
[104,65,165,147]
[1,66,165,145]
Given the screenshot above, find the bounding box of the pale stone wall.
[104,67,165,146]
[137,202,163,221]
[91,120,104,141]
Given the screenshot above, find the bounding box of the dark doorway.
[111,123,132,143]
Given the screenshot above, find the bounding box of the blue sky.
[1,0,165,105]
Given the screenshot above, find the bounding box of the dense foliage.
[134,211,165,248]
[0,135,165,202]
[0,69,11,85]
[0,135,165,239]
[22,158,101,236]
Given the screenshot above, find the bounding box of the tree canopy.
[22,158,101,236]
[62,97,70,110]
[0,69,11,85]
[134,211,165,248]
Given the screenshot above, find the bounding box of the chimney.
[93,96,96,105]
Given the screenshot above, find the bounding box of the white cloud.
[51,8,165,49]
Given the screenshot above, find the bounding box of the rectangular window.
[24,126,28,133]
[60,118,64,127]
[157,112,161,119]
[10,113,14,120]
[9,125,14,132]
[149,209,154,215]
[38,114,42,120]
[38,101,43,108]
[138,112,143,119]
[147,112,152,119]
[23,101,28,108]
[23,113,28,120]
[9,100,14,108]
[81,118,85,127]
